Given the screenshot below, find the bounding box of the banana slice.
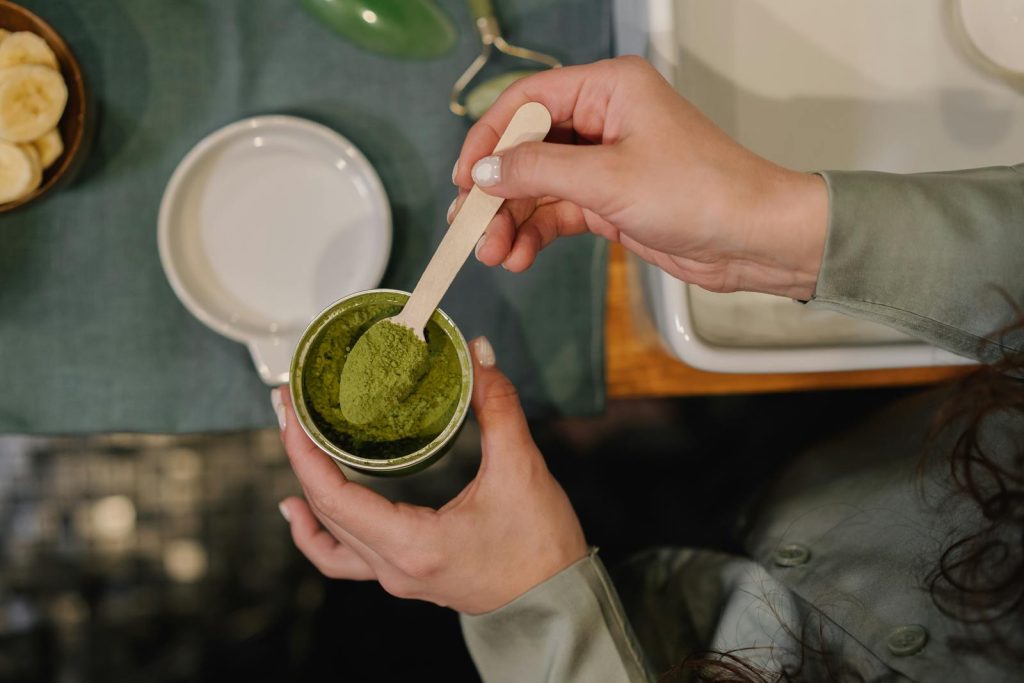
[33,128,63,168]
[20,141,43,187]
[0,31,59,69]
[0,65,68,143]
[0,139,41,204]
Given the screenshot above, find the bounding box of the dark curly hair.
[923,330,1024,658]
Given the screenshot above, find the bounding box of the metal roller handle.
[450,0,561,116]
[469,0,501,43]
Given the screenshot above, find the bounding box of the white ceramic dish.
[158,115,391,384]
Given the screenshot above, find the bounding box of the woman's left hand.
[275,336,588,615]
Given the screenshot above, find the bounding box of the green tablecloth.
[0,0,610,434]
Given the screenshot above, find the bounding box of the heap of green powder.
[301,299,463,459]
[339,320,429,425]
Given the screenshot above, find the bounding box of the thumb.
[468,336,537,459]
[471,141,618,214]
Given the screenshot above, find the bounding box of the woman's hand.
[452,56,828,301]
[275,337,588,615]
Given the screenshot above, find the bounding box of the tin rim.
[290,289,473,474]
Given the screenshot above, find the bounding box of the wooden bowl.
[0,1,88,213]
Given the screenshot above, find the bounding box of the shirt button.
[886,625,928,657]
[772,543,811,567]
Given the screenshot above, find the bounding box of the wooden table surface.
[604,244,968,398]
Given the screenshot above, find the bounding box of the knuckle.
[379,574,417,600]
[489,207,514,238]
[506,143,540,189]
[483,378,521,413]
[307,482,353,523]
[305,491,338,522]
[394,547,443,581]
[306,555,335,578]
[322,565,346,580]
[616,54,655,77]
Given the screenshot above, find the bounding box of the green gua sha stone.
[300,0,457,59]
[339,320,430,425]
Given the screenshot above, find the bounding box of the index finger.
[278,387,432,555]
[454,60,619,187]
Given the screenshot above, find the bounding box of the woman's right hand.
[452,56,829,301]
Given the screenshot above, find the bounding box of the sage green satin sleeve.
[460,549,653,683]
[810,164,1024,362]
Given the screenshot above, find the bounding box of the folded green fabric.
[0,0,610,434]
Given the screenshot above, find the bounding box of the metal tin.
[290,289,473,476]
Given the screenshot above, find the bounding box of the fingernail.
[270,388,286,431]
[472,155,501,187]
[474,336,496,368]
[451,159,459,185]
[474,232,488,260]
[446,196,458,224]
[278,501,291,523]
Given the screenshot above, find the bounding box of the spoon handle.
[395,102,552,334]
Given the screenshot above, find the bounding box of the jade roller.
[449,0,561,119]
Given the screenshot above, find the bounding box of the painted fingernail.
[446,196,458,224]
[475,232,488,260]
[271,388,286,431]
[472,155,501,187]
[474,336,496,368]
[278,501,291,523]
[451,159,459,185]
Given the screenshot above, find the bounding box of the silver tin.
[290,289,473,476]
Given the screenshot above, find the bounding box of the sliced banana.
[20,141,43,186]
[0,31,59,69]
[0,139,41,204]
[0,65,68,143]
[33,128,63,169]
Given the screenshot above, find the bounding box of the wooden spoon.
[339,101,552,424]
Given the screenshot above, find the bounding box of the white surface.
[668,0,1024,174]
[958,0,1024,74]
[158,116,391,384]
[615,0,1016,373]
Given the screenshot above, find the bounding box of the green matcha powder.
[339,321,430,425]
[302,301,462,459]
